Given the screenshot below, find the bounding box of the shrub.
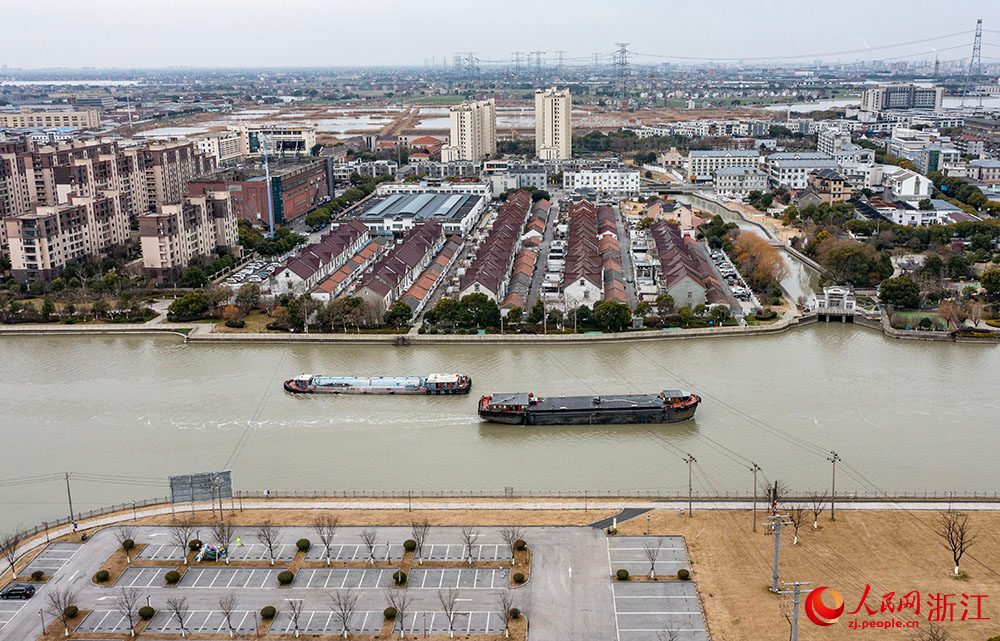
[164,571,180,584]
[393,570,407,586]
[30,570,44,581]
[94,570,110,583]
[296,538,310,551]
[512,572,525,584]
[509,608,521,619]
[677,569,690,580]
[403,539,417,551]
[63,606,78,619]
[616,569,630,581]
[188,539,202,551]
[260,606,276,620]
[121,539,135,550]
[514,539,526,551]
[225,319,246,328]
[384,607,397,620]
[139,606,155,620]
[277,570,294,585]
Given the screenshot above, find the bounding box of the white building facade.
[441,99,496,163]
[535,87,572,160]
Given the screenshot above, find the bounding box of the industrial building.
[350,191,486,236]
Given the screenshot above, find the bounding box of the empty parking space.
[408,567,509,589]
[76,610,133,634]
[291,567,397,589]
[608,536,689,576]
[613,582,709,641]
[422,543,512,562]
[272,609,382,636]
[304,543,404,562]
[178,567,283,589]
[20,541,83,576]
[226,543,296,562]
[0,601,26,630]
[136,543,185,562]
[115,567,171,588]
[146,609,258,635]
[396,611,507,635]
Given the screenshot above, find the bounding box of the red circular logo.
[805,586,845,626]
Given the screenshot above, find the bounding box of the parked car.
[1,583,35,599]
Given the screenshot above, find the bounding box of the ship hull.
[479,400,699,425]
[284,381,470,395]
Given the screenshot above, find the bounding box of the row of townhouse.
[355,221,446,316]
[596,205,627,305]
[649,221,729,310]
[561,201,603,309]
[458,190,532,302]
[311,238,388,303]
[270,220,370,296]
[397,236,464,316]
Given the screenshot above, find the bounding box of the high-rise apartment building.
[535,87,572,160]
[860,84,943,112]
[441,99,496,163]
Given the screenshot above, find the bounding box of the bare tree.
[459,527,480,565]
[115,525,136,563]
[643,537,663,579]
[113,588,142,638]
[169,518,195,565]
[935,512,977,575]
[256,522,280,566]
[212,522,236,565]
[329,589,359,639]
[359,528,378,565]
[499,526,524,566]
[385,591,412,640]
[787,505,806,545]
[45,587,79,637]
[166,596,190,638]
[287,598,305,638]
[410,520,430,566]
[218,594,238,638]
[496,591,516,639]
[313,515,339,567]
[439,588,459,638]
[0,527,24,579]
[809,493,828,529]
[909,622,949,641]
[657,630,681,641]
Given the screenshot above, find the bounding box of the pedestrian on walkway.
[236,537,243,547]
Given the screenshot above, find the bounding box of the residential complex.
[563,164,640,198]
[441,99,496,163]
[649,221,729,310]
[460,190,532,301]
[764,152,839,189]
[714,167,768,197]
[860,84,943,112]
[0,107,101,129]
[355,222,446,314]
[535,87,572,160]
[194,130,244,165]
[270,220,371,296]
[688,150,759,182]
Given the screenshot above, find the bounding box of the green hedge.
[403,539,417,551]
[296,538,310,551]
[393,570,407,586]
[616,569,629,581]
[93,570,110,583]
[384,607,397,620]
[513,572,525,584]
[63,606,79,619]
[164,571,180,584]
[260,606,276,619]
[677,569,690,580]
[514,539,526,551]
[139,606,155,620]
[188,539,202,551]
[277,570,294,585]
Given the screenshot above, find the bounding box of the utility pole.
[64,472,75,524]
[765,514,792,592]
[827,451,840,521]
[685,454,696,518]
[778,581,811,641]
[555,50,566,68]
[750,463,761,532]
[511,51,522,76]
[613,43,631,103]
[530,51,545,85]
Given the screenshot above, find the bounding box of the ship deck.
[489,393,669,412]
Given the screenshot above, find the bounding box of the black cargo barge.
[478,390,700,425]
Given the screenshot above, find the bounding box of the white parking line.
[226,570,238,588]
[360,611,369,632]
[237,611,250,631]
[243,569,255,588]
[259,571,269,589]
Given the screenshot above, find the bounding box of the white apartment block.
[441,98,496,163]
[195,130,244,164]
[817,129,852,155]
[765,152,840,190]
[860,84,943,112]
[535,87,572,160]
[713,167,768,197]
[688,150,759,182]
[883,167,933,200]
[563,167,639,197]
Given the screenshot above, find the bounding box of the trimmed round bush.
[383,607,397,620]
[512,572,525,584]
[188,539,202,551]
[63,606,79,619]
[121,539,135,550]
[403,539,417,552]
[93,570,110,583]
[514,539,526,551]
[164,571,180,584]
[260,606,276,620]
[393,570,407,586]
[509,608,521,620]
[677,569,690,580]
[277,570,294,585]
[30,570,44,581]
[616,569,630,581]
[296,538,311,551]
[138,606,155,620]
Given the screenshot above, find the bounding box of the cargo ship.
[285,373,472,395]
[478,390,700,425]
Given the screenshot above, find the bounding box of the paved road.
[612,203,637,308]
[525,199,557,311]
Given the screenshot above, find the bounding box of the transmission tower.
[593,53,600,76]
[511,51,523,76]
[961,18,983,107]
[614,42,632,103]
[556,50,566,68]
[530,51,546,85]
[458,51,479,79]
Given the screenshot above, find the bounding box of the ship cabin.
[290,374,314,390]
[426,373,471,392]
[661,390,692,404]
[483,392,533,411]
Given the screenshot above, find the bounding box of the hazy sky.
[2,0,997,69]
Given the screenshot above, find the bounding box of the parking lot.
[226,542,297,563]
[115,566,171,588]
[179,567,284,589]
[136,543,185,562]
[409,567,510,590]
[76,610,135,635]
[304,542,403,562]
[0,602,25,631]
[397,610,507,635]
[222,260,279,288]
[291,567,397,589]
[20,541,82,576]
[271,609,382,636]
[421,543,512,562]
[145,609,259,635]
[608,536,689,576]
[612,581,709,641]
